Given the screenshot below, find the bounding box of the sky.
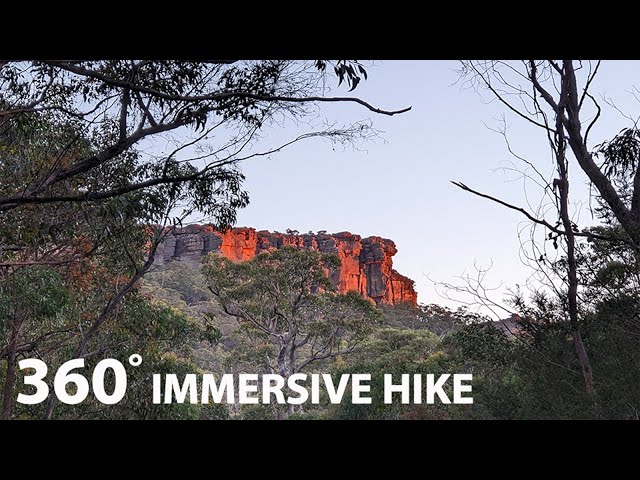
[216,61,640,314]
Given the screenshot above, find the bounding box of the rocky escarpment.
[155,226,417,306]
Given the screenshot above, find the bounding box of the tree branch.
[468,62,553,133]
[0,119,189,210]
[451,181,616,242]
[46,61,411,116]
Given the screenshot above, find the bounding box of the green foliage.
[1,264,225,420]
[0,59,386,420]
[204,247,339,309]
[439,236,640,419]
[136,239,640,420]
[380,302,473,335]
[142,261,237,374]
[204,247,380,380]
[199,401,231,420]
[286,410,327,420]
[329,327,454,420]
[142,261,214,306]
[0,266,70,320]
[90,296,222,420]
[595,127,640,181]
[240,404,277,420]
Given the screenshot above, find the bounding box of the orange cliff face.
[155,225,418,306]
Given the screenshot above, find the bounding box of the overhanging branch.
[451,181,616,242]
[47,61,412,116]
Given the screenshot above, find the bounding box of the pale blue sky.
[224,61,640,312]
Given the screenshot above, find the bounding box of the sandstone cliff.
[155,226,417,306]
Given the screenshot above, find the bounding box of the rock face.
[156,226,417,306]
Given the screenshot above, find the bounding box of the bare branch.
[579,60,601,110]
[465,61,554,133]
[451,181,614,242]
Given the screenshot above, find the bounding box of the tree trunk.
[287,345,297,417]
[1,314,22,420]
[555,93,595,398]
[561,61,640,248]
[560,180,594,396]
[277,346,287,378]
[572,329,594,394]
[553,73,596,402]
[275,346,288,420]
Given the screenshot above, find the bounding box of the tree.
[459,61,640,247]
[203,247,379,417]
[0,60,408,418]
[330,327,444,420]
[0,266,70,419]
[0,60,408,215]
[455,60,640,401]
[442,231,640,420]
